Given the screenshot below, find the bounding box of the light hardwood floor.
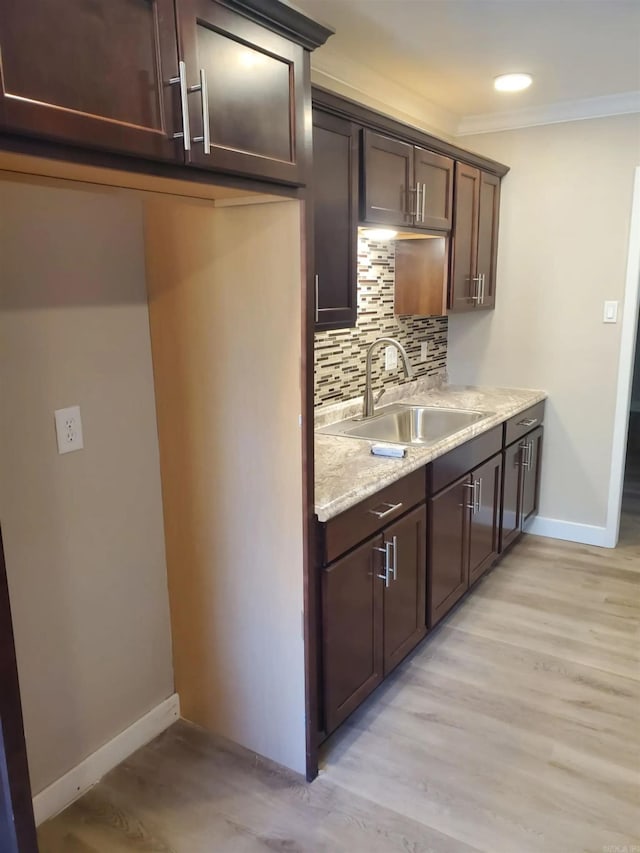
[38,523,640,853]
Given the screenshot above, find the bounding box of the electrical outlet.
[54,405,84,454]
[420,341,429,362]
[385,346,398,371]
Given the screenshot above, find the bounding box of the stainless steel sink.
[318,403,492,446]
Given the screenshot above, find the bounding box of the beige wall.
[145,197,307,775]
[448,114,640,531]
[0,179,173,793]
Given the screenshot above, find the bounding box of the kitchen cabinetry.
[320,471,426,734]
[179,0,308,183]
[361,130,453,231]
[450,163,500,311]
[0,0,181,162]
[0,0,330,183]
[429,451,502,627]
[502,424,544,552]
[312,110,359,330]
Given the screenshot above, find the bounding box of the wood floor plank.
[39,519,640,853]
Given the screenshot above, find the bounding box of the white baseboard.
[33,693,180,826]
[526,516,612,548]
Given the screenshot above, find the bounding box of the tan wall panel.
[145,197,306,773]
[0,180,173,793]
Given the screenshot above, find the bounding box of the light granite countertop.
[314,380,547,522]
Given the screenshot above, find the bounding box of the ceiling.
[291,0,640,134]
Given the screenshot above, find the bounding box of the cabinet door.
[178,0,306,184]
[428,476,469,628]
[322,535,384,734]
[500,440,525,553]
[414,149,454,231]
[313,111,359,330]
[476,172,501,310]
[383,505,427,675]
[521,427,543,526]
[468,454,502,586]
[361,130,414,226]
[0,0,182,162]
[449,162,480,311]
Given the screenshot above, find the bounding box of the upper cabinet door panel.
[476,171,500,310]
[179,0,306,184]
[0,0,182,162]
[361,130,413,226]
[313,110,358,330]
[414,148,453,231]
[449,162,480,311]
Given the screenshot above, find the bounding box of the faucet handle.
[374,388,386,406]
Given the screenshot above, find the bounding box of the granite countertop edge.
[315,384,548,523]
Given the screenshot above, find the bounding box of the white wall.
[447,114,640,537]
[0,179,173,793]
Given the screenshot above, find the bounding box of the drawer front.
[323,468,426,564]
[505,401,546,446]
[430,426,502,495]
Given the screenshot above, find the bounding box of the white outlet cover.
[385,346,398,371]
[54,405,84,454]
[420,341,429,361]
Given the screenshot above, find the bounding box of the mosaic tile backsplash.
[314,236,448,406]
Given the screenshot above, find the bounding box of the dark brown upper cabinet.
[0,1,331,183]
[177,0,309,184]
[450,163,501,311]
[312,110,359,330]
[361,130,453,231]
[0,0,182,162]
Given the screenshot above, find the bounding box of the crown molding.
[309,52,458,140]
[456,90,640,136]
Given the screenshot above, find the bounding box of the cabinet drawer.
[505,401,545,446]
[430,426,502,495]
[322,468,425,564]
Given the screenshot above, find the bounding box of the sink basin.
[318,403,492,446]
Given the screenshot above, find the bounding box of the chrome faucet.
[362,337,414,419]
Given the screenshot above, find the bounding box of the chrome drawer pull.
[374,544,391,587]
[463,481,475,510]
[516,417,537,428]
[169,61,191,151]
[368,501,403,519]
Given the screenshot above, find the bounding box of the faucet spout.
[362,337,414,420]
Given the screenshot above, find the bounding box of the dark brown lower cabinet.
[429,452,502,627]
[322,504,426,734]
[501,427,543,552]
[382,506,427,675]
[468,454,502,586]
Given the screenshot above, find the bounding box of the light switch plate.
[603,300,619,323]
[54,405,84,454]
[420,341,429,362]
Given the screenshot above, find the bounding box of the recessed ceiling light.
[362,228,398,240]
[494,73,532,93]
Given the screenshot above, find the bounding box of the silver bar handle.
[314,274,319,323]
[191,68,211,154]
[475,478,482,514]
[521,440,532,470]
[414,184,421,220]
[470,276,481,302]
[374,545,390,587]
[463,481,475,510]
[421,181,426,222]
[479,273,485,305]
[389,535,398,581]
[528,439,534,470]
[368,501,403,520]
[169,60,191,151]
[517,417,538,428]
